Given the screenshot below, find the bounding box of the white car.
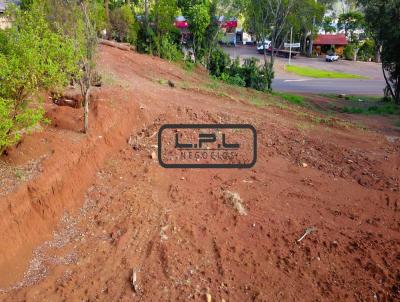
[257,40,272,53]
[326,53,339,62]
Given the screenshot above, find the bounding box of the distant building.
[218,16,238,46]
[313,34,348,56]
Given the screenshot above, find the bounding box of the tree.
[0,3,76,154]
[250,0,296,64]
[78,1,98,133]
[360,0,400,103]
[204,0,222,69]
[105,0,110,36]
[110,4,136,42]
[290,0,324,55]
[153,0,179,56]
[322,16,336,33]
[46,0,100,132]
[246,0,295,90]
[217,0,247,18]
[337,11,364,42]
[187,2,211,63]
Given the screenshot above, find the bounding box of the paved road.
[272,78,386,95]
[223,46,385,95]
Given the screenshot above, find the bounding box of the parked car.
[326,53,339,62]
[256,40,271,53]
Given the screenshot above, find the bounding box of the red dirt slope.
[0,45,399,302]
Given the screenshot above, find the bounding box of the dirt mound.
[260,124,399,191]
[0,45,399,301]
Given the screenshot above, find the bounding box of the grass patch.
[177,81,190,89]
[183,61,195,72]
[101,71,118,85]
[296,121,315,131]
[320,94,382,102]
[273,92,305,105]
[14,168,26,180]
[285,65,367,79]
[204,79,221,90]
[395,120,400,127]
[343,95,381,102]
[250,97,267,107]
[342,103,400,115]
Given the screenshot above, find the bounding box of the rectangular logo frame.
[158,124,257,169]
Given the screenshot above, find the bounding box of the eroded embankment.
[0,88,140,287]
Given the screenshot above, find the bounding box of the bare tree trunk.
[155,0,160,56]
[143,0,150,52]
[382,63,395,100]
[192,37,196,63]
[302,31,307,55]
[270,37,275,67]
[207,30,221,68]
[105,0,110,38]
[83,87,91,133]
[145,0,149,24]
[353,48,359,61]
[263,47,268,66]
[375,45,381,63]
[308,33,313,57]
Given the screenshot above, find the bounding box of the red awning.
[221,20,237,28]
[175,21,188,28]
[314,34,348,45]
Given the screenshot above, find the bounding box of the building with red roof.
[313,34,348,56]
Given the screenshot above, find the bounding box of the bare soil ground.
[0,45,399,302]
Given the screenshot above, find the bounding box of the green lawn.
[320,94,382,102]
[342,103,400,115]
[273,92,305,105]
[285,65,368,79]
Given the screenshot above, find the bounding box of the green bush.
[261,63,274,92]
[228,57,242,77]
[110,5,137,43]
[0,99,14,153]
[209,56,271,92]
[183,60,196,71]
[358,39,375,62]
[208,47,230,77]
[220,73,246,87]
[240,58,269,91]
[0,97,45,154]
[343,44,355,60]
[159,35,182,61]
[0,3,75,154]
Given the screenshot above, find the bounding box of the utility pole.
[289,27,293,65]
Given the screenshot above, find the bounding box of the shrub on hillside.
[208,55,271,92]
[208,47,230,77]
[110,5,137,43]
[220,73,246,87]
[343,44,355,60]
[0,3,76,154]
[358,39,375,62]
[159,35,182,61]
[240,58,270,91]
